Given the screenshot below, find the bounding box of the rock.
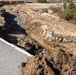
[48,9,54,14]
[0,16,5,27]
[25,43,33,51]
[73,37,76,43]
[45,31,54,40]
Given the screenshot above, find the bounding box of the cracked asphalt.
[0,40,30,75]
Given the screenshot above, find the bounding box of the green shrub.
[63,2,76,20]
[63,2,67,9]
[68,2,76,9]
[37,0,46,3]
[49,6,62,13]
[63,9,74,20]
[73,12,76,20]
[40,8,48,13]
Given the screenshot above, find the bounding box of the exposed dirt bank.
[0,4,76,75]
[22,49,76,75]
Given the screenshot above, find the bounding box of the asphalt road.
[0,38,31,75]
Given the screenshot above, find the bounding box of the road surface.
[0,38,31,75]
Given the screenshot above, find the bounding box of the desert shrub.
[73,12,76,20]
[63,2,67,9]
[49,6,62,13]
[39,8,48,13]
[63,9,74,20]
[68,2,76,9]
[63,2,76,20]
[37,0,46,3]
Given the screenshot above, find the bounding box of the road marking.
[0,38,32,57]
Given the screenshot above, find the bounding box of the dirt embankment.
[21,49,76,75]
[0,4,76,75]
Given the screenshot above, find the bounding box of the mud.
[21,49,76,75]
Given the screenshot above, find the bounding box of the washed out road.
[0,38,31,75]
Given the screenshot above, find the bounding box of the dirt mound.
[1,4,76,54]
[22,49,76,75]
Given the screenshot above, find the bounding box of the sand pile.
[22,49,76,75]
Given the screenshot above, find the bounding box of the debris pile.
[21,49,76,75]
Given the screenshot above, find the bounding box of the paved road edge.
[0,38,32,57]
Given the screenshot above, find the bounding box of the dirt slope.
[0,4,76,75]
[22,49,76,75]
